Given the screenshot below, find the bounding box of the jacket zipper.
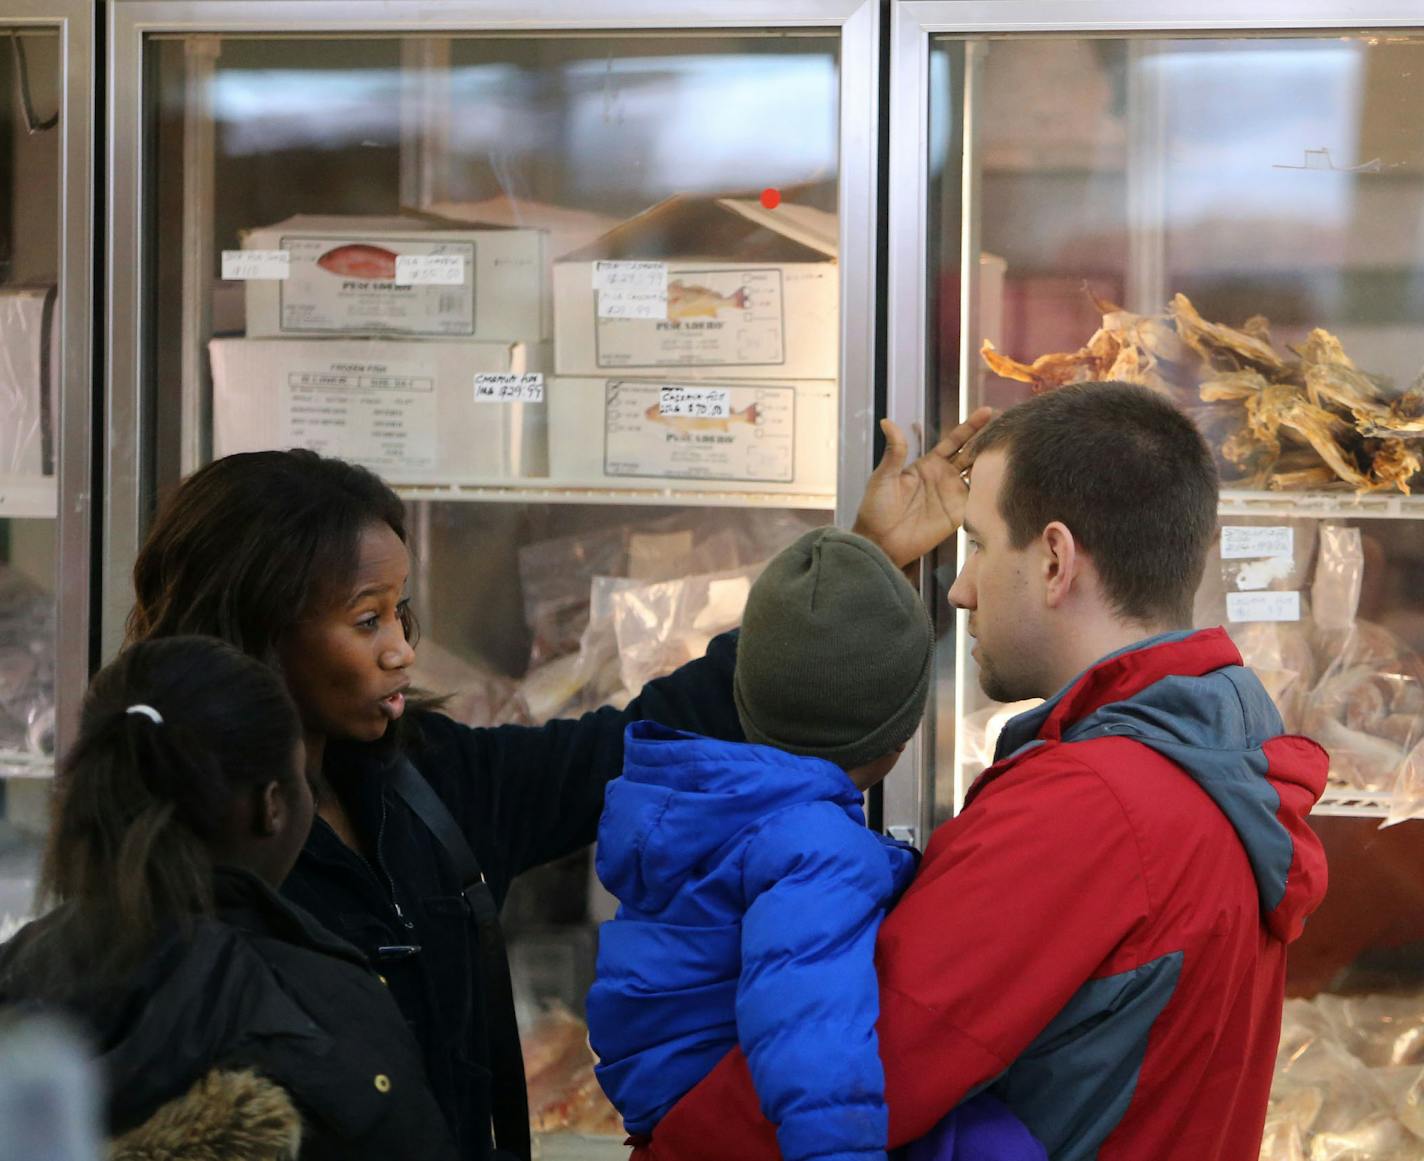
[375,793,415,932]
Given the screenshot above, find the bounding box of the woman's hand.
[852,408,994,568]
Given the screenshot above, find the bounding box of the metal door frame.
[104,0,883,658]
[2,0,93,757]
[887,0,1424,838]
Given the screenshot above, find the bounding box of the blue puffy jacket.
[587,721,917,1161]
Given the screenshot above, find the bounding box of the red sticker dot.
[760,188,782,210]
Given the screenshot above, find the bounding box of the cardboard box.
[210,337,549,484]
[241,215,546,341]
[547,376,836,496]
[422,196,621,261]
[0,287,57,477]
[553,196,838,381]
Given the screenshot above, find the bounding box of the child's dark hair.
[19,636,303,993]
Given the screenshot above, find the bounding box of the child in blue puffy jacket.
[587,528,1045,1161]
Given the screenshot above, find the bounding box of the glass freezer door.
[0,3,92,929]
[892,3,1424,1158]
[106,2,879,1148]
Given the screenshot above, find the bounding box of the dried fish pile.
[981,293,1424,494]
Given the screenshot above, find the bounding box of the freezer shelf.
[394,482,835,510]
[0,751,51,778]
[1316,786,1404,820]
[1219,490,1424,521]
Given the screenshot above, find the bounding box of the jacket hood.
[109,1068,303,1161]
[597,721,867,912]
[0,870,343,1132]
[990,628,1328,942]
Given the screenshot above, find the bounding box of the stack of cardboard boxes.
[210,196,840,499]
[211,214,551,483]
[549,196,838,499]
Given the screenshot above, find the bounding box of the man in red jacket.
[632,381,1329,1161]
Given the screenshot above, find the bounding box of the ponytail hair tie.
[125,704,164,725]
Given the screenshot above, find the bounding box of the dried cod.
[980,292,1424,494]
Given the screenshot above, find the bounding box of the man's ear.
[254,781,287,838]
[1040,521,1080,609]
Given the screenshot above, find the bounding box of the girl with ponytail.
[0,636,457,1161]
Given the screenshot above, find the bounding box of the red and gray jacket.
[631,628,1329,1161]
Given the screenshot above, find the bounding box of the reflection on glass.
[930,32,1424,1157]
[147,33,842,495]
[0,28,61,912]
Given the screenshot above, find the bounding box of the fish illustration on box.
[316,244,401,281]
[644,400,761,434]
[667,280,751,320]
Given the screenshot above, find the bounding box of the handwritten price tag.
[598,289,668,320]
[658,386,731,419]
[592,261,667,292]
[1221,526,1293,560]
[474,373,545,404]
[1226,591,1301,623]
[222,250,290,281]
[395,254,466,286]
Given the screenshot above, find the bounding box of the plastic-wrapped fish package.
[504,510,823,724]
[0,287,57,478]
[1264,995,1424,1160]
[0,566,55,769]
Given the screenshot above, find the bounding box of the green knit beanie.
[734,528,933,770]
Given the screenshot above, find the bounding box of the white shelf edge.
[393,482,837,510]
[1219,489,1424,521]
[1315,785,1403,820]
[0,475,57,519]
[0,751,53,779]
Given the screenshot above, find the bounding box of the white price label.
[1221,526,1293,560]
[658,386,731,419]
[394,254,466,286]
[474,373,545,404]
[592,261,667,292]
[598,289,668,320]
[222,249,290,280]
[1227,590,1301,623]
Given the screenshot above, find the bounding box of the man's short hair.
[969,381,1218,627]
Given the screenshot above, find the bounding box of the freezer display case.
[890,3,1424,1157]
[0,1,92,934]
[106,1,878,1150]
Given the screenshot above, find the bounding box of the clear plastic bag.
[507,511,824,723]
[1234,622,1317,734]
[0,566,56,769]
[1313,526,1365,634]
[609,564,761,696]
[1264,993,1424,1159]
[1302,621,1424,797]
[407,638,520,727]
[516,511,821,672]
[519,524,629,669]
[958,699,1044,778]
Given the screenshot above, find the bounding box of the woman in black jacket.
[121,412,984,1160]
[0,635,459,1161]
